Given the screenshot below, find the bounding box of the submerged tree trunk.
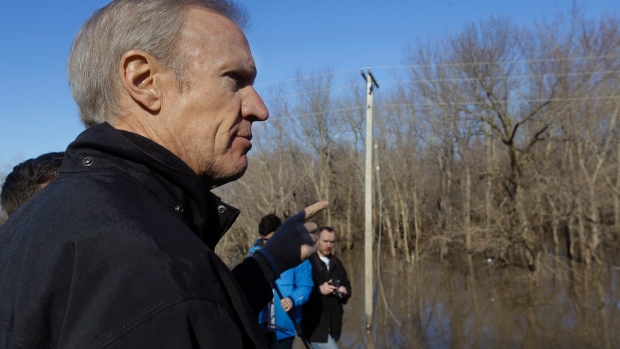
[464,165,472,252]
[383,203,396,258]
[400,194,411,264]
[345,180,353,250]
[616,142,620,237]
[413,186,421,263]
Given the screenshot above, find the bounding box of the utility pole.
[361,67,379,329]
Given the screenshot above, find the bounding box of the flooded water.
[293,250,620,348]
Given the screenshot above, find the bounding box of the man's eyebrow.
[235,60,256,74]
[233,64,257,84]
[246,66,258,82]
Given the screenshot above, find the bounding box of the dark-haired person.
[248,214,313,349]
[302,227,351,349]
[0,1,327,348]
[0,152,63,216]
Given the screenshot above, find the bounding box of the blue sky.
[1,0,618,175]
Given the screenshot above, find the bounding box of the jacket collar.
[64,122,240,249]
[310,252,338,272]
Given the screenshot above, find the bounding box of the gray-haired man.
[0,1,327,348]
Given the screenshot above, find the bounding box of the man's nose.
[241,86,269,121]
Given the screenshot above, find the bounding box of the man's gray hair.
[68,0,248,127]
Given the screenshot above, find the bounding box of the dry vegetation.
[216,8,620,269]
[0,9,617,272]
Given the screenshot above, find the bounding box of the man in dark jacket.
[0,1,327,348]
[302,227,351,349]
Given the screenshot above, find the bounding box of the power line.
[261,83,360,102]
[259,69,620,103]
[265,95,618,122]
[372,54,620,71]
[379,95,619,109]
[255,68,359,87]
[265,106,364,123]
[252,54,620,89]
[380,70,620,86]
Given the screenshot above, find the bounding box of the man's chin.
[201,165,247,189]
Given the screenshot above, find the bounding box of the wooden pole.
[361,67,379,329]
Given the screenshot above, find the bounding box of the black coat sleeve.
[231,257,274,316]
[101,299,245,349]
[338,258,352,305]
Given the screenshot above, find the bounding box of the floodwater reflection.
[295,250,620,348]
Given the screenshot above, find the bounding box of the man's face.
[160,7,268,186]
[317,230,336,257]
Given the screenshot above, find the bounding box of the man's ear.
[119,50,162,113]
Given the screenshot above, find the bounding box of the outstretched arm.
[254,201,328,279]
[236,201,329,315]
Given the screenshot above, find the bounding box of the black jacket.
[0,123,272,348]
[301,253,351,343]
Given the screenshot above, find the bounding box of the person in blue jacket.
[249,214,314,349]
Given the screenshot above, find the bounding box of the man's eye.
[227,72,254,88]
[227,74,237,83]
[228,73,244,84]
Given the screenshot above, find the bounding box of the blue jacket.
[248,239,313,341]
